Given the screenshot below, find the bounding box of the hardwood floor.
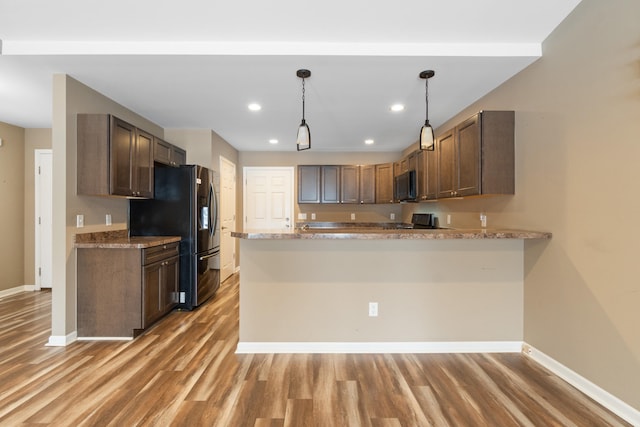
[0,276,631,426]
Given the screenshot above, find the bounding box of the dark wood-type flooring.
[0,275,631,426]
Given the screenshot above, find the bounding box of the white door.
[35,149,53,289]
[244,167,293,232]
[219,157,236,283]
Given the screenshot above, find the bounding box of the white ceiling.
[0,0,582,152]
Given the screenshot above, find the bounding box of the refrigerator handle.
[209,182,218,236]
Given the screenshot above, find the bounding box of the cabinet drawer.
[142,242,179,265]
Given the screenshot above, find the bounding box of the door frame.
[219,156,237,281]
[35,149,53,290]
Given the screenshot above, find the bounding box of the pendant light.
[296,69,311,151]
[419,70,435,151]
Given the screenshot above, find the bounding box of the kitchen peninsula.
[232,225,551,353]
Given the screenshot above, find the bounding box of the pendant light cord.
[424,77,429,125]
[301,77,306,121]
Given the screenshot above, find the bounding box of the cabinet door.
[110,117,136,196]
[154,138,172,165]
[437,129,456,199]
[143,262,163,328]
[162,256,179,313]
[359,165,376,204]
[418,149,438,201]
[172,146,186,166]
[456,114,481,197]
[321,166,340,203]
[426,145,438,199]
[375,163,394,204]
[135,129,154,198]
[340,165,360,204]
[298,165,321,203]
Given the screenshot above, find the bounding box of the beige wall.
[240,238,525,343]
[23,129,52,285]
[52,75,165,341]
[239,151,403,224]
[406,0,640,410]
[0,122,25,292]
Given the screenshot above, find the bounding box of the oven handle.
[199,250,220,261]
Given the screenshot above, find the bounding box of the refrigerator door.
[194,246,220,306]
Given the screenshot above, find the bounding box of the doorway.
[219,156,237,283]
[243,167,294,232]
[35,149,53,290]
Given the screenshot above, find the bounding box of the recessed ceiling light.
[248,103,262,111]
[390,104,405,112]
[269,139,279,144]
[365,139,374,145]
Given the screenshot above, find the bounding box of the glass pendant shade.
[297,119,311,151]
[420,121,435,151]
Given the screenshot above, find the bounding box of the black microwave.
[394,170,417,202]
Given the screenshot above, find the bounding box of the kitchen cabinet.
[154,138,186,167]
[375,163,394,204]
[298,165,321,203]
[340,165,359,203]
[142,243,179,328]
[417,149,438,201]
[298,165,347,204]
[77,114,154,198]
[321,165,341,203]
[298,165,377,204]
[437,111,514,199]
[340,165,375,204]
[359,164,376,204]
[77,241,180,338]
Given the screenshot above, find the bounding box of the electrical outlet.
[480,213,487,228]
[105,214,112,226]
[446,214,451,225]
[368,302,378,317]
[76,214,84,228]
[351,213,356,220]
[311,213,316,220]
[298,213,307,220]
[390,213,395,220]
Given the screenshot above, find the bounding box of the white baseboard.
[0,285,30,299]
[77,337,133,341]
[46,331,77,347]
[236,341,523,354]
[522,343,640,426]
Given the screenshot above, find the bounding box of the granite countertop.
[232,223,552,240]
[74,230,181,249]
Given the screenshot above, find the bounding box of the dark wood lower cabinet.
[77,242,179,338]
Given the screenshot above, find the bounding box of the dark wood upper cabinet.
[340,165,360,204]
[297,165,321,204]
[375,163,394,204]
[321,166,341,203]
[437,111,514,199]
[437,129,457,199]
[154,138,186,167]
[417,149,437,201]
[78,114,153,198]
[359,164,376,204]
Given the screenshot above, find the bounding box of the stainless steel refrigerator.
[129,164,220,310]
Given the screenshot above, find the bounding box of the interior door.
[220,157,236,282]
[244,167,293,232]
[35,149,53,289]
